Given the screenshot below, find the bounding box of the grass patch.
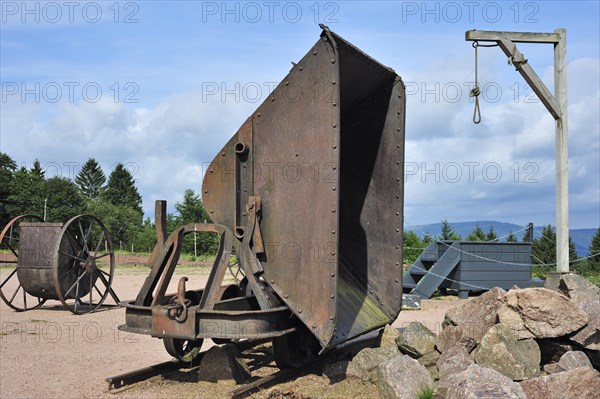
[417,385,435,399]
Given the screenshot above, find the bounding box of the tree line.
[403,219,600,273]
[2,153,599,270]
[0,154,218,256]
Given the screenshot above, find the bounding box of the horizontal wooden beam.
[465,29,560,44]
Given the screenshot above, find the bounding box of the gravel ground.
[0,259,459,399]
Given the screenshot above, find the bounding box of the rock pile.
[336,274,600,399]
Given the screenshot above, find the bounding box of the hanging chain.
[470,41,482,124]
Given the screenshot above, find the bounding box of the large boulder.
[557,350,593,371]
[503,288,588,339]
[395,321,437,358]
[443,287,506,343]
[498,304,534,340]
[434,364,527,399]
[418,350,440,367]
[379,324,401,349]
[520,367,600,399]
[197,344,252,384]
[570,299,600,351]
[554,274,600,351]
[437,345,474,380]
[436,325,477,353]
[557,273,600,305]
[473,323,540,380]
[346,346,398,381]
[377,355,434,399]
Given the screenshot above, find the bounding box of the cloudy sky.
[1,1,598,229]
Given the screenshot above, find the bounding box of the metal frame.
[465,29,569,273]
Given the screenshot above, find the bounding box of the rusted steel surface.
[17,223,65,300]
[201,26,405,350]
[123,26,405,359]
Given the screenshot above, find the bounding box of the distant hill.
[406,221,597,257]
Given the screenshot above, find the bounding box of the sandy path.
[0,265,459,399]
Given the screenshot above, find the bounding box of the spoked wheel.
[272,326,321,369]
[0,215,46,311]
[228,256,245,282]
[163,338,204,363]
[52,215,115,314]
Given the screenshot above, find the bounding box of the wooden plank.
[465,30,560,43]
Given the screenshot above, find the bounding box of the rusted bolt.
[257,112,261,117]
[332,81,336,85]
[332,102,337,106]
[396,245,400,249]
[330,273,335,277]
[332,123,337,128]
[331,59,335,63]
[332,209,336,213]
[332,230,336,234]
[332,187,336,191]
[299,66,304,70]
[396,212,400,215]
[298,309,302,313]
[330,294,335,298]
[285,81,289,86]
[221,152,226,156]
[210,210,214,213]
[204,189,208,193]
[284,294,289,298]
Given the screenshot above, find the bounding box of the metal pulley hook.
[470,41,482,124]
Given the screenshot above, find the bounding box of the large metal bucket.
[203,27,405,350]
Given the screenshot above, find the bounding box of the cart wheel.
[272,327,320,369]
[228,256,245,282]
[52,215,115,314]
[0,215,46,311]
[163,338,204,363]
[212,284,243,345]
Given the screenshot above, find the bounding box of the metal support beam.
[465,29,569,273]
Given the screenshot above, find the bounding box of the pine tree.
[532,225,579,267]
[403,230,425,265]
[75,158,106,200]
[506,231,518,242]
[587,227,600,272]
[173,189,218,255]
[102,163,143,214]
[522,223,534,243]
[43,177,85,222]
[6,164,45,218]
[467,223,486,241]
[440,219,461,240]
[0,153,17,226]
[532,225,555,265]
[30,159,44,178]
[486,225,498,241]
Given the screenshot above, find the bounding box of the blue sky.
[1,1,599,230]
